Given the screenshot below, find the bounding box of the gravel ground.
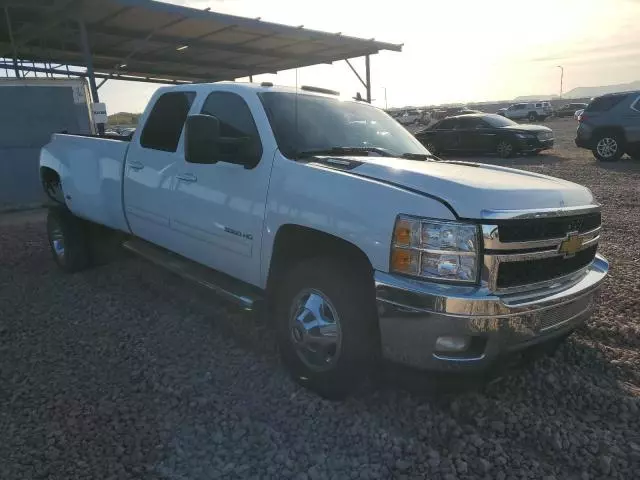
[1,117,639,479]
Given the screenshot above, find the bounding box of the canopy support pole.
[78,18,104,134]
[4,7,20,78]
[365,54,371,103]
[346,57,372,103]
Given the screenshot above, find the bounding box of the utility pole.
[557,65,564,98]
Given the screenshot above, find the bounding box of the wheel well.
[40,167,64,204]
[266,225,373,298]
[592,126,626,143]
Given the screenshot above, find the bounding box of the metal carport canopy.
[0,0,402,84]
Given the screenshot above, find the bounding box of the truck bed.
[39,133,131,233]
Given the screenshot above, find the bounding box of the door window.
[456,117,484,129]
[200,91,263,163]
[438,118,458,130]
[140,91,196,152]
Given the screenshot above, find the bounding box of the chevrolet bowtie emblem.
[558,233,583,257]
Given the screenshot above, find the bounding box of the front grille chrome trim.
[480,204,601,220]
[482,225,601,251]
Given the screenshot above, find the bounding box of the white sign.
[92,102,108,124]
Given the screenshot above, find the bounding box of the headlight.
[391,216,480,283]
[515,133,534,139]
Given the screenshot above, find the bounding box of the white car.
[499,102,553,121]
[396,109,422,125]
[39,82,608,398]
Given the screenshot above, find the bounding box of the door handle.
[176,173,197,183]
[128,160,144,170]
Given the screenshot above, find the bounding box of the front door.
[168,90,272,286]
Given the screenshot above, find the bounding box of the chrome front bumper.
[375,254,609,370]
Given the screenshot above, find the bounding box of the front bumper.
[516,137,554,152]
[375,254,608,370]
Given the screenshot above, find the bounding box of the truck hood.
[324,157,594,219]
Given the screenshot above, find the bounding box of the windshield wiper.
[295,146,394,158]
[400,152,438,160]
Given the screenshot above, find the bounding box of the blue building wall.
[0,81,92,209]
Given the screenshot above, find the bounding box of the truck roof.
[155,81,350,100]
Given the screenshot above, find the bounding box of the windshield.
[258,92,428,158]
[483,114,518,128]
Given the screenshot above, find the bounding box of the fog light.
[435,335,470,352]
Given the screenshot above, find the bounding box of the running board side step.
[122,238,263,311]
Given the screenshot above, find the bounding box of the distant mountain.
[514,95,559,101]
[107,112,141,126]
[564,81,640,99]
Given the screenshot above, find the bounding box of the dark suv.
[575,91,640,161]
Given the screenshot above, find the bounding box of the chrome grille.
[482,211,602,292]
[496,212,601,243]
[538,296,592,331]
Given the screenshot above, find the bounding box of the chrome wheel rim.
[497,141,512,157]
[50,221,65,261]
[289,289,342,372]
[596,137,617,159]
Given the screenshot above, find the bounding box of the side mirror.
[185,114,220,164]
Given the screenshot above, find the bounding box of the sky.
[99,0,640,113]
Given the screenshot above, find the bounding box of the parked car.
[415,113,554,158]
[396,109,423,125]
[574,109,585,121]
[39,82,608,399]
[498,102,553,121]
[555,102,588,118]
[575,91,640,161]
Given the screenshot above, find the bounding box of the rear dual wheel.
[47,207,91,273]
[46,207,123,272]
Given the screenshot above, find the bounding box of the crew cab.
[40,82,608,398]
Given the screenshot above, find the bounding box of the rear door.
[436,118,461,150]
[452,117,478,151]
[123,90,196,246]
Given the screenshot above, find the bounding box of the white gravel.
[1,118,639,479]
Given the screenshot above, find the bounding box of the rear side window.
[585,94,628,112]
[140,91,196,152]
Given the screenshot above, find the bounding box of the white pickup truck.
[39,82,608,398]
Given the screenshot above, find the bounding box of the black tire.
[46,207,91,273]
[496,139,515,158]
[592,132,624,162]
[274,257,379,399]
[528,112,538,122]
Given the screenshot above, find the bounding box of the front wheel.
[275,257,379,399]
[46,207,91,273]
[496,140,515,158]
[593,134,624,162]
